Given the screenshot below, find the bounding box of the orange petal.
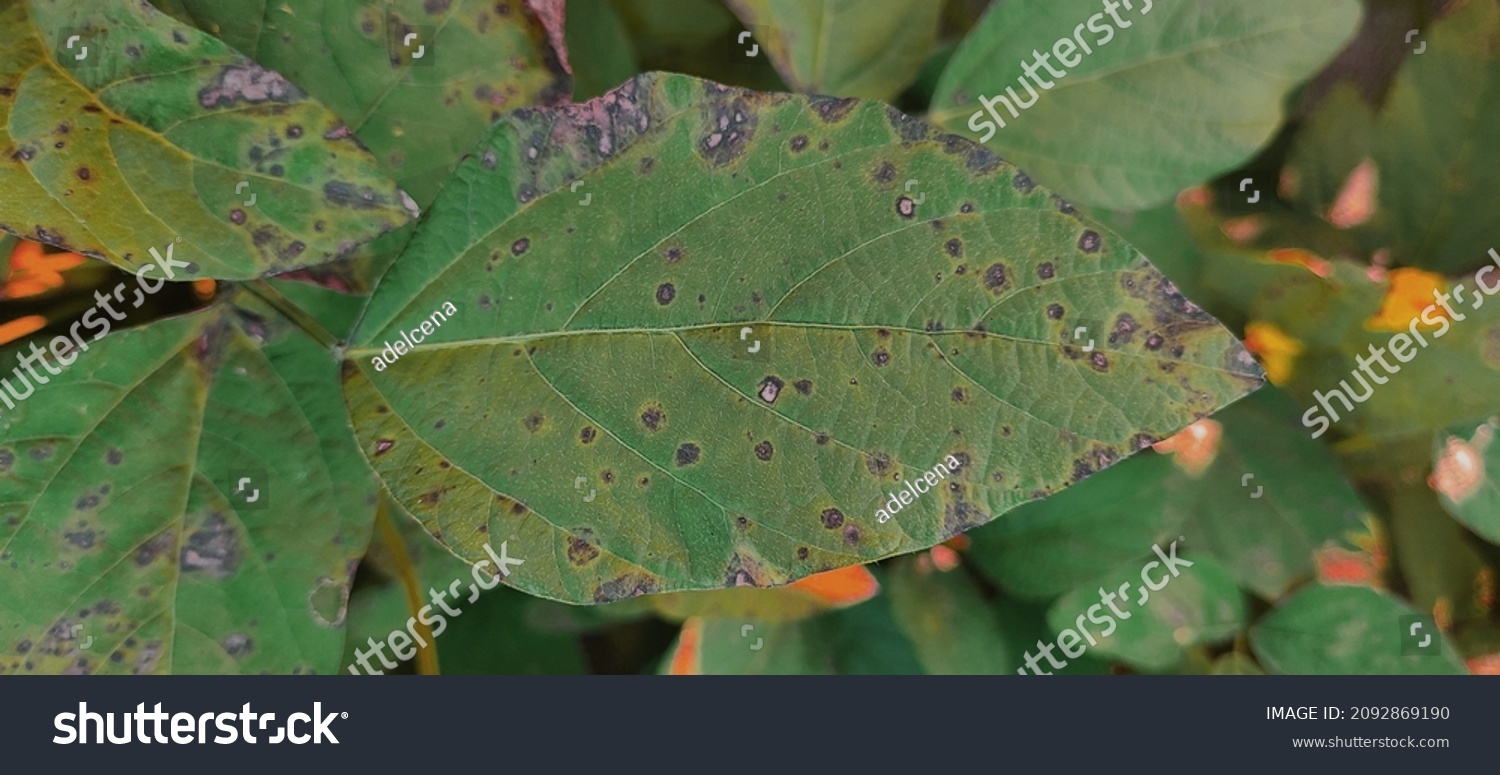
[8,239,44,270]
[787,565,879,607]
[193,278,217,301]
[1151,418,1222,477]
[31,251,86,272]
[929,545,961,572]
[0,315,47,346]
[1466,654,1500,675]
[1315,546,1380,587]
[1429,430,1489,505]
[3,279,54,299]
[667,617,704,676]
[1328,158,1378,229]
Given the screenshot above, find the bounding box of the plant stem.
[244,279,338,351]
[376,500,441,675]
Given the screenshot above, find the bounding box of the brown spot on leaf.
[675,443,701,466]
[656,283,676,305]
[754,441,773,461]
[641,405,664,432]
[820,508,845,529]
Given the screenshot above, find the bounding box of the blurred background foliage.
[4,0,1496,674]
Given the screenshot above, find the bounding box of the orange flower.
[1368,267,1447,332]
[0,315,46,346]
[1151,418,1222,477]
[4,240,85,299]
[1243,322,1303,386]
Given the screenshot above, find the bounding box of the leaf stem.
[375,500,441,675]
[244,279,338,352]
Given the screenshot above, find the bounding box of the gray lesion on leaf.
[179,512,241,579]
[198,64,303,108]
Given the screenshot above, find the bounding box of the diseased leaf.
[342,72,1261,605]
[0,288,374,674]
[0,0,416,279]
[723,0,942,100]
[155,0,572,209]
[1250,584,1466,675]
[1287,0,1500,274]
[930,0,1360,210]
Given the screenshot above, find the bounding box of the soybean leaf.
[887,556,1012,674]
[567,0,641,101]
[342,72,1263,605]
[1250,584,1466,674]
[1181,388,1371,600]
[342,506,586,674]
[609,0,787,92]
[723,0,942,101]
[660,616,834,674]
[1256,258,1500,439]
[155,0,573,209]
[1287,0,1500,274]
[966,451,1185,601]
[970,389,1369,602]
[929,0,1361,210]
[1047,553,1243,672]
[0,0,416,280]
[0,287,375,674]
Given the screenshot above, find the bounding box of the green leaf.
[1047,552,1243,672]
[1432,417,1500,545]
[1182,388,1371,600]
[0,289,374,674]
[970,388,1368,602]
[0,0,416,279]
[887,557,1012,673]
[659,616,834,674]
[343,72,1262,605]
[341,508,587,674]
[1211,652,1262,675]
[929,0,1360,210]
[567,0,640,101]
[723,0,942,101]
[1261,260,1500,439]
[155,0,572,209]
[1286,1,1500,274]
[1250,584,1467,675]
[609,0,787,92]
[966,451,1185,601]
